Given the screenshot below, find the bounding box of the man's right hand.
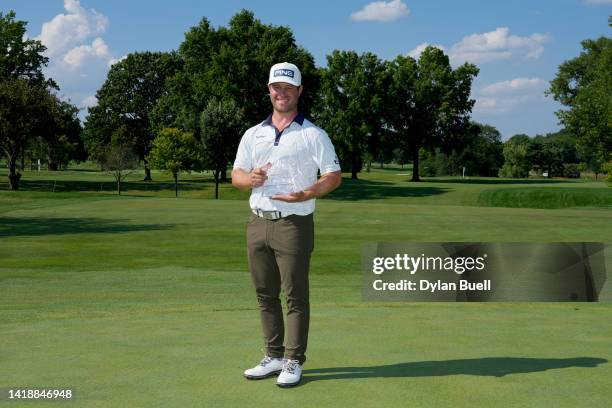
[250,163,271,188]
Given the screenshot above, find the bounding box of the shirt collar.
[262,113,304,127]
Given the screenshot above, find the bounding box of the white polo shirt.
[233,114,341,216]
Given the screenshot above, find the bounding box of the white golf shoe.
[276,359,302,387]
[243,356,284,380]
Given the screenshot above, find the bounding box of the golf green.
[1,169,611,407]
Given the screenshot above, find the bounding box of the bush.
[603,160,612,185]
[563,163,581,178]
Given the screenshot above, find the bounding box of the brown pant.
[246,213,314,365]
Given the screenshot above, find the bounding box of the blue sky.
[4,0,612,139]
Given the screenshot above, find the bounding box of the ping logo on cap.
[274,69,294,78]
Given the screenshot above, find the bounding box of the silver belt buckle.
[254,209,281,220]
[262,210,280,220]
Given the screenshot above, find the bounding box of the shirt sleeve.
[312,128,341,175]
[233,129,253,171]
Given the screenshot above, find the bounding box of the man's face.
[268,82,302,113]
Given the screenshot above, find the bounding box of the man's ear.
[298,86,304,96]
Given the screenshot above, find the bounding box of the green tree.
[99,132,139,196]
[469,123,504,177]
[0,79,53,189]
[392,147,410,168]
[147,128,199,197]
[577,143,604,180]
[17,98,82,172]
[548,18,612,164]
[388,47,479,181]
[157,10,318,141]
[499,140,531,178]
[507,134,531,146]
[0,10,56,88]
[0,10,60,189]
[41,99,84,170]
[603,159,612,185]
[421,122,503,177]
[317,51,388,179]
[200,98,244,199]
[84,51,182,180]
[525,129,579,178]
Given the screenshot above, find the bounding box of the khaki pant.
[246,213,314,365]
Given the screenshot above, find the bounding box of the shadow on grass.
[0,216,175,237]
[367,167,412,172]
[425,178,572,185]
[302,357,608,384]
[0,178,221,193]
[327,178,451,201]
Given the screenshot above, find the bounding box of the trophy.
[258,143,307,197]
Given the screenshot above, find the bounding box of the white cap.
[268,62,301,87]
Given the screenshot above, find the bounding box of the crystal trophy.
[261,143,308,197]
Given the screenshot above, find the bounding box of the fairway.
[1,169,612,407]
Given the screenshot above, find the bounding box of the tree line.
[2,10,611,193]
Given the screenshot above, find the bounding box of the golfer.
[232,62,342,387]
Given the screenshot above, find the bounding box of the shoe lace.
[282,359,300,374]
[259,356,275,367]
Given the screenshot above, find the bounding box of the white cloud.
[34,0,120,119]
[480,77,548,95]
[583,0,612,4]
[351,0,410,22]
[81,95,98,109]
[37,0,108,58]
[108,55,127,68]
[408,42,446,59]
[449,27,551,65]
[473,77,549,113]
[63,37,111,69]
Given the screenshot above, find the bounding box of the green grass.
[477,187,612,209]
[1,167,612,407]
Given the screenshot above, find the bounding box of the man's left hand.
[271,190,310,202]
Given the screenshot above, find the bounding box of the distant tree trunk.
[351,152,359,180]
[8,155,21,190]
[117,178,121,195]
[143,157,152,181]
[174,172,178,197]
[220,167,227,182]
[21,150,25,171]
[214,169,220,199]
[411,146,421,182]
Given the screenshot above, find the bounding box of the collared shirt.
[233,114,341,216]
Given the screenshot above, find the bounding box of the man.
[232,62,342,387]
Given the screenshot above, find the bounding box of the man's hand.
[231,163,272,191]
[271,171,341,202]
[271,190,311,203]
[250,165,269,188]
